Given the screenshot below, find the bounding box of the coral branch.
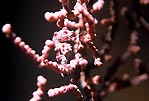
[48,84,83,100]
[29,75,47,101]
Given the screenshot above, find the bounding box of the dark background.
[0,0,149,101]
